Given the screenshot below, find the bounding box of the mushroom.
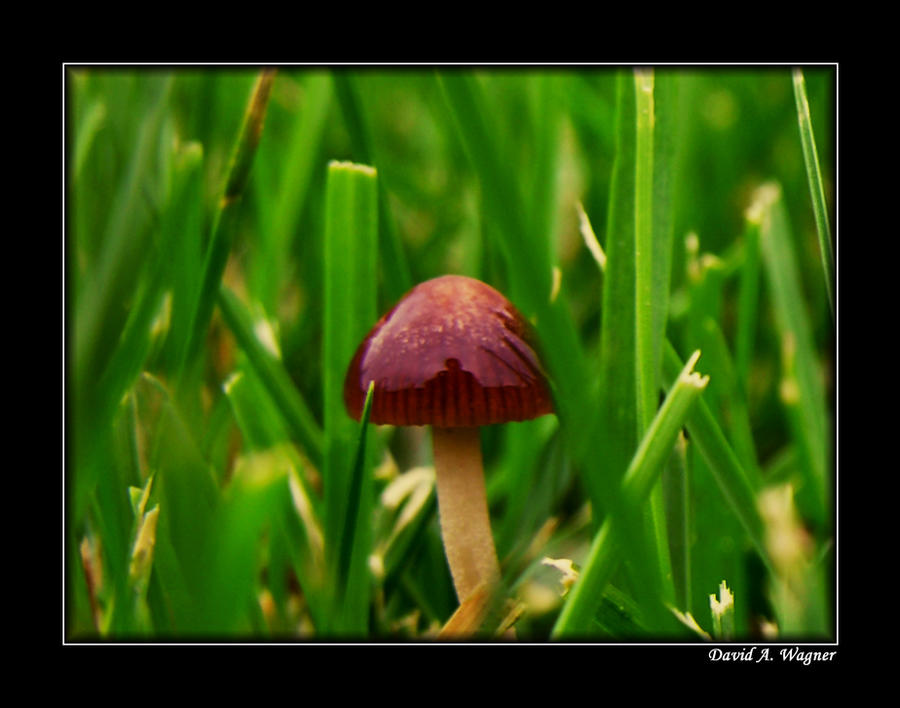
[343,275,554,608]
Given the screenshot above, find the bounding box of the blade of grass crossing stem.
[792,69,834,319]
[756,182,828,528]
[322,161,378,635]
[552,352,708,638]
[335,382,376,626]
[177,70,276,385]
[217,285,324,469]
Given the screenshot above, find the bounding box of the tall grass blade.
[591,72,674,617]
[322,161,379,635]
[636,69,680,607]
[756,182,829,529]
[792,68,834,319]
[634,67,657,432]
[596,72,638,506]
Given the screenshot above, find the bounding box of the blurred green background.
[66,65,835,641]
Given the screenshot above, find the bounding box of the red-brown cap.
[344,275,554,428]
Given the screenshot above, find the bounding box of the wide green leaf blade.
[321,160,379,635]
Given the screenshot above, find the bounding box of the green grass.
[67,65,836,642]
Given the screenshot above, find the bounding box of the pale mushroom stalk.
[431,426,501,602]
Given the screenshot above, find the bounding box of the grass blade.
[634,67,657,432]
[322,161,379,635]
[596,72,638,507]
[636,68,680,607]
[792,68,834,319]
[756,182,829,529]
[593,72,676,614]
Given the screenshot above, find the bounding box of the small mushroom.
[344,275,554,606]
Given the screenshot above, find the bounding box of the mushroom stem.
[431,426,501,603]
